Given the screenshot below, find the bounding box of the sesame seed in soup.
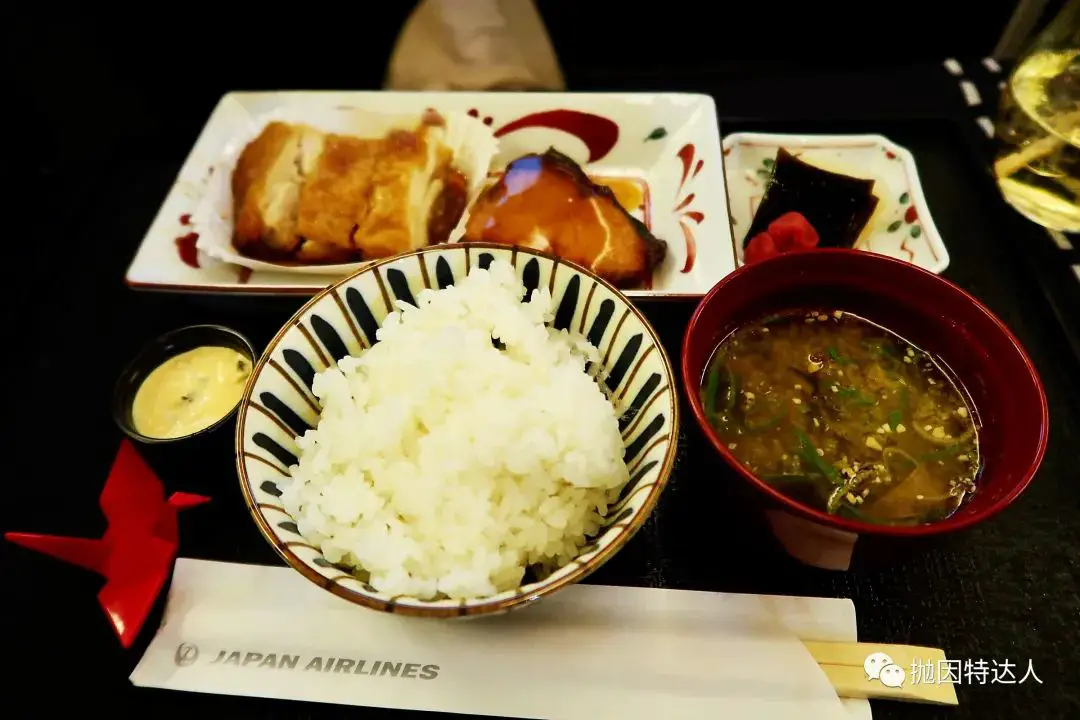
[700,309,980,526]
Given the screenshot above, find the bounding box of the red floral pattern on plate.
[674,144,705,273]
[175,232,200,269]
[483,109,620,163]
[884,192,922,261]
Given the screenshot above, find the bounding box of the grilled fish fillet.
[462,149,666,288]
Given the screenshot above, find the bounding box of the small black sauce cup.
[113,325,257,497]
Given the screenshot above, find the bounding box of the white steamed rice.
[280,260,630,600]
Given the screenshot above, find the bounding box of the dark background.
[5,3,1080,719]
[1,2,1036,184]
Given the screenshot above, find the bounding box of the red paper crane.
[5,439,210,647]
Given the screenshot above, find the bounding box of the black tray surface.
[4,114,1078,720]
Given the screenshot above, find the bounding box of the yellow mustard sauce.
[131,346,252,439]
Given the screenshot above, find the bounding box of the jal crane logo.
[174,643,200,667]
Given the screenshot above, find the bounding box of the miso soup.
[700,309,979,526]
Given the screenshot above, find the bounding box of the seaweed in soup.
[701,309,979,526]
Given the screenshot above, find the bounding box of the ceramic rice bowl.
[236,243,679,617]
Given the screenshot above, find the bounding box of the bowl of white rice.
[236,244,678,617]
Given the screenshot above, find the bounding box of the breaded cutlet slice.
[353,125,452,259]
[231,122,323,257]
[295,134,382,263]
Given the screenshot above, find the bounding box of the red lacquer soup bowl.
[682,249,1049,570]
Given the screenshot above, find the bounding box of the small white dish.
[722,132,950,274]
[125,91,737,299]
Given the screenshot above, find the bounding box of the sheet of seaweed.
[745,148,879,248]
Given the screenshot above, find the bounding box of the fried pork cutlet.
[351,127,450,259]
[462,149,666,288]
[295,134,380,263]
[230,118,466,264]
[232,122,322,259]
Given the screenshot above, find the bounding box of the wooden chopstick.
[802,641,959,706]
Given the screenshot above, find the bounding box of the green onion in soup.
[701,309,980,527]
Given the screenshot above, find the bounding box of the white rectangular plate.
[125,91,736,299]
[723,132,950,274]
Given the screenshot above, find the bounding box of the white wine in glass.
[994,3,1079,232]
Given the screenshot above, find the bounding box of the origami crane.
[5,439,210,647]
